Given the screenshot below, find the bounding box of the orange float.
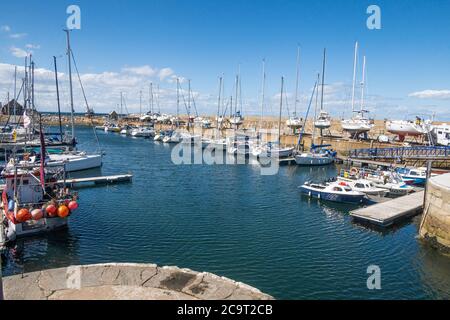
[57,205,70,218]
[16,208,32,223]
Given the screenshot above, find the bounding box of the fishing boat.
[341,42,374,137]
[0,161,79,244]
[299,181,366,204]
[386,117,433,142]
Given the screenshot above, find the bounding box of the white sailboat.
[314,49,331,130]
[287,47,303,129]
[386,116,433,141]
[294,58,336,166]
[53,30,103,172]
[253,76,294,159]
[341,42,374,137]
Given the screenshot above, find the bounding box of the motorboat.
[432,124,450,146]
[299,180,366,204]
[336,177,388,196]
[251,142,294,159]
[286,116,303,129]
[130,126,155,138]
[396,167,434,185]
[364,170,414,196]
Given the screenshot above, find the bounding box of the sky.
[0,0,450,120]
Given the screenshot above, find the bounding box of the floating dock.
[57,174,133,187]
[350,191,424,227]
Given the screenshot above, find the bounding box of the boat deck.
[350,190,424,226]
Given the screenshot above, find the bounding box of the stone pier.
[2,263,273,300]
[420,173,450,253]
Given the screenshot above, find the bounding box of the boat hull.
[299,186,365,204]
[48,154,103,172]
[295,154,334,166]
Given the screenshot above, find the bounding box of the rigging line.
[70,49,101,149]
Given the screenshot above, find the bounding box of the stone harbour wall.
[420,173,450,253]
[3,263,273,300]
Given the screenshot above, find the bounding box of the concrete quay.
[3,263,274,300]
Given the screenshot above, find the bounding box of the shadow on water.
[2,227,80,276]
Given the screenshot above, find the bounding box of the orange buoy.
[31,209,44,220]
[57,205,70,218]
[16,208,32,223]
[46,204,58,217]
[68,201,78,211]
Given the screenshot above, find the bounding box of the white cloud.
[25,44,41,49]
[9,46,30,58]
[158,67,174,80]
[1,25,11,32]
[122,65,156,77]
[9,33,27,39]
[408,89,450,100]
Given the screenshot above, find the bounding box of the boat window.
[355,183,365,188]
[333,187,342,192]
[344,187,352,192]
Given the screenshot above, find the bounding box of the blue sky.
[0,0,449,119]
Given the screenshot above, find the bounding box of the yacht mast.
[53,56,63,141]
[360,55,366,112]
[150,83,154,114]
[260,59,266,131]
[65,29,76,140]
[294,46,300,117]
[351,41,358,113]
[320,48,326,111]
[278,77,284,145]
[216,76,222,135]
[13,66,17,118]
[176,78,180,127]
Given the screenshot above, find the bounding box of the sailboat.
[294,62,336,166]
[341,42,374,137]
[314,49,331,130]
[229,72,244,127]
[46,30,102,172]
[286,47,303,130]
[386,116,433,142]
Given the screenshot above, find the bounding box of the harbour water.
[2,126,450,299]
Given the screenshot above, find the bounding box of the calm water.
[2,126,450,300]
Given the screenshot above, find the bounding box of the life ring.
[350,167,359,176]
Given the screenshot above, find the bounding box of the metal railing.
[349,146,450,160]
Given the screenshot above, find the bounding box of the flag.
[39,120,46,189]
[23,111,31,128]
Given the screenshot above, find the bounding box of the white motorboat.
[130,126,155,137]
[104,123,121,133]
[336,177,388,196]
[299,181,366,204]
[364,170,414,196]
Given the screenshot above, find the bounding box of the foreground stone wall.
[420,173,450,252]
[3,263,273,300]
